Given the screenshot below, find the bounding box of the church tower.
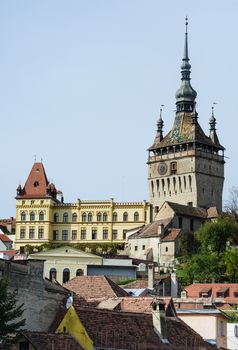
[147,18,225,217]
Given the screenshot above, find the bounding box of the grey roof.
[166,201,207,219]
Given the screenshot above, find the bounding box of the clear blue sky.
[0,1,237,217]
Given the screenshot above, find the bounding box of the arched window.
[76,269,84,276]
[63,213,68,223]
[63,268,70,283]
[112,212,117,222]
[21,211,26,221]
[88,212,92,222]
[134,212,139,222]
[49,268,57,281]
[39,211,44,221]
[82,212,87,222]
[54,213,59,222]
[72,212,77,222]
[30,211,35,221]
[123,212,128,222]
[103,212,108,222]
[97,212,102,222]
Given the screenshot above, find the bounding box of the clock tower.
[147,19,225,218]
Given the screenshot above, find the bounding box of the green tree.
[197,216,238,256]
[177,252,225,286]
[224,248,238,282]
[179,231,198,256]
[0,278,25,349]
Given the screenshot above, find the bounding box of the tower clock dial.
[158,162,167,175]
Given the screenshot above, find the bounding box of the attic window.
[33,181,39,187]
[36,168,40,173]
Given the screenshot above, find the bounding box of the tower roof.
[175,17,197,110]
[16,162,58,199]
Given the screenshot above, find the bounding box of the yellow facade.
[56,305,94,350]
[15,197,151,249]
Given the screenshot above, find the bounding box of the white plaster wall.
[227,323,238,350]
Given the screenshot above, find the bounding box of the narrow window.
[53,230,59,241]
[165,247,168,252]
[49,268,57,281]
[156,179,159,193]
[103,228,108,240]
[63,268,70,283]
[170,162,177,175]
[62,230,68,241]
[38,227,44,239]
[20,227,26,239]
[179,217,183,229]
[112,212,117,222]
[190,219,194,231]
[92,228,97,240]
[189,175,192,191]
[81,228,86,240]
[63,213,68,223]
[103,212,108,222]
[72,212,77,222]
[123,230,127,240]
[39,211,44,221]
[134,212,139,222]
[88,212,93,222]
[142,245,145,250]
[82,212,87,222]
[123,212,128,222]
[29,227,35,239]
[30,211,35,221]
[112,229,118,240]
[71,230,77,240]
[21,212,26,221]
[54,213,59,223]
[97,212,102,222]
[135,246,138,251]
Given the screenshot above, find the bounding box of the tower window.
[170,162,177,175]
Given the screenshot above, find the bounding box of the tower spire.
[209,103,220,145]
[156,106,164,142]
[175,17,197,113]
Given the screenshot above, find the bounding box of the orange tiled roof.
[63,276,129,301]
[162,229,181,242]
[185,283,238,304]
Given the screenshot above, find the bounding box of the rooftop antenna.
[34,155,36,163]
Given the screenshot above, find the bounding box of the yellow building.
[15,162,151,250]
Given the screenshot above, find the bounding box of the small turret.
[156,108,164,142]
[209,105,220,145]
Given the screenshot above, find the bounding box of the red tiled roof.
[63,276,129,301]
[21,331,82,350]
[162,229,181,242]
[185,283,238,304]
[0,250,17,258]
[0,234,12,242]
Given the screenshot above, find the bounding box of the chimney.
[152,300,169,343]
[170,271,178,298]
[181,290,187,299]
[158,224,164,236]
[148,263,154,290]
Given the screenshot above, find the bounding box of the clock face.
[158,162,167,175]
